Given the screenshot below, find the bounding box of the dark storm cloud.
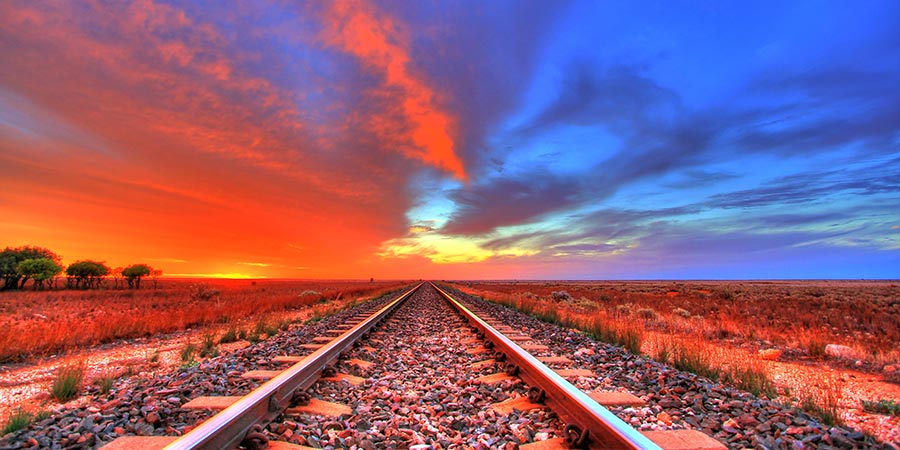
[441,172,585,235]
[440,56,900,238]
[442,63,715,235]
[520,62,683,135]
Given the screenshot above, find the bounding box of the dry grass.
[0,279,409,362]
[451,280,900,366]
[649,335,777,398]
[468,288,644,354]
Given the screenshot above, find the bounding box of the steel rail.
[432,283,662,450]
[162,283,423,450]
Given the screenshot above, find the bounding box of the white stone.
[824,344,855,359]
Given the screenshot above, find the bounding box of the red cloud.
[320,0,467,181]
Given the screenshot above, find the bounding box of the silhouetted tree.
[122,264,152,289]
[0,246,61,290]
[66,260,110,289]
[16,258,62,290]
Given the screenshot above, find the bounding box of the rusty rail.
[161,283,423,450]
[432,283,662,450]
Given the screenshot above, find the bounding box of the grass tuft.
[2,408,33,435]
[180,343,197,367]
[94,371,117,395]
[199,333,219,358]
[50,362,85,402]
[218,327,238,344]
[862,399,900,417]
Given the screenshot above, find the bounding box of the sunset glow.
[1,1,898,279]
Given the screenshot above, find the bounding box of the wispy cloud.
[237,262,271,267]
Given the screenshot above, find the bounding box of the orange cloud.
[0,0,422,278]
[320,0,467,181]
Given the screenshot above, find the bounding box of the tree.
[0,246,62,290]
[16,258,62,290]
[122,264,152,289]
[66,260,110,289]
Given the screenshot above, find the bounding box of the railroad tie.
[588,390,647,407]
[520,343,550,352]
[346,358,374,369]
[469,358,495,369]
[554,368,595,378]
[240,369,282,380]
[321,372,365,386]
[518,431,727,450]
[536,355,573,364]
[285,398,352,417]
[102,436,318,450]
[491,396,545,415]
[476,372,515,384]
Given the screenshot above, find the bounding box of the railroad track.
[104,283,725,450]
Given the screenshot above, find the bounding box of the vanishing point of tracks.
[104,283,724,450]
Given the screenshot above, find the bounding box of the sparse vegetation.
[635,307,659,320]
[0,279,409,362]
[1,408,33,435]
[180,343,197,366]
[219,326,238,344]
[94,371,117,395]
[50,362,85,402]
[199,334,219,358]
[449,280,900,369]
[862,399,900,417]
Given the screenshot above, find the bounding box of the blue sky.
[1,0,898,278]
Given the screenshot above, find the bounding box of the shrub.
[803,332,828,358]
[551,290,573,302]
[636,307,659,320]
[673,307,691,318]
[51,363,85,402]
[614,304,632,316]
[190,284,220,301]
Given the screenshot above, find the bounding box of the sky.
[1,0,898,279]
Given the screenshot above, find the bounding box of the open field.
[450,280,900,370]
[449,280,900,442]
[0,279,410,363]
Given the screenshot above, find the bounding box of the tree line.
[0,245,162,291]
